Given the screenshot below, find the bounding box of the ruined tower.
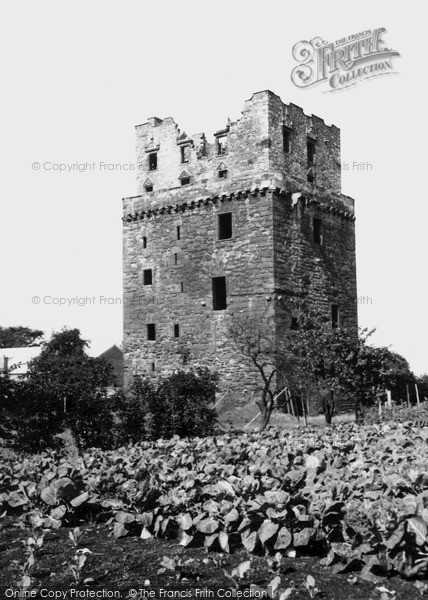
[122,91,357,417]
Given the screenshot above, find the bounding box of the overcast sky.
[1,1,426,375]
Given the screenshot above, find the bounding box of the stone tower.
[122,90,357,417]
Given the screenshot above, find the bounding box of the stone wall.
[123,190,276,414]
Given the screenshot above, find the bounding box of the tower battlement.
[126,91,348,216]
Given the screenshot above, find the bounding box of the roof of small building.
[98,344,123,388]
[1,347,42,375]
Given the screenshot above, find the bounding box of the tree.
[229,308,395,427]
[339,333,394,420]
[26,328,113,414]
[11,328,117,450]
[229,314,287,430]
[417,373,428,402]
[386,352,415,404]
[282,310,394,421]
[0,326,44,347]
[0,373,18,439]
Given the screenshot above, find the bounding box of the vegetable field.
[1,421,428,597]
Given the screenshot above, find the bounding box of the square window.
[143,269,152,285]
[218,169,228,179]
[283,127,291,153]
[212,276,227,310]
[180,177,190,186]
[147,323,156,340]
[218,213,232,240]
[148,153,157,171]
[174,324,180,338]
[331,305,340,329]
[313,218,323,245]
[145,184,153,192]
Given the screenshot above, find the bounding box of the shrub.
[148,368,219,439]
[119,368,219,442]
[114,376,155,444]
[1,361,219,451]
[2,380,64,451]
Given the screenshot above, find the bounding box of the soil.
[0,517,425,600]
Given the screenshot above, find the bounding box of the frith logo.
[291,28,400,92]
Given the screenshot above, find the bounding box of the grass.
[217,407,355,431]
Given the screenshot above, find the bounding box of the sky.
[1,1,427,374]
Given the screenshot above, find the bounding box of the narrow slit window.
[176,226,181,240]
[143,236,147,249]
[307,140,316,164]
[283,127,291,153]
[313,218,323,245]
[218,213,232,240]
[290,317,299,330]
[147,323,156,340]
[180,282,184,293]
[174,324,180,338]
[148,153,157,171]
[174,253,178,265]
[143,269,152,285]
[151,362,156,371]
[212,276,227,311]
[307,169,315,184]
[331,305,340,329]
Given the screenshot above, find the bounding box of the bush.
[1,380,121,452]
[1,363,219,451]
[118,368,219,442]
[114,376,155,444]
[148,368,219,439]
[68,392,120,450]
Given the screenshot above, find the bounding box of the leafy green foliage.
[158,555,195,582]
[387,352,416,403]
[282,311,394,420]
[3,421,428,580]
[305,574,320,598]
[146,368,219,439]
[417,374,428,402]
[2,328,118,451]
[229,309,397,427]
[0,326,44,348]
[118,369,219,442]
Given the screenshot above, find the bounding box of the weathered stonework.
[122,90,357,415]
